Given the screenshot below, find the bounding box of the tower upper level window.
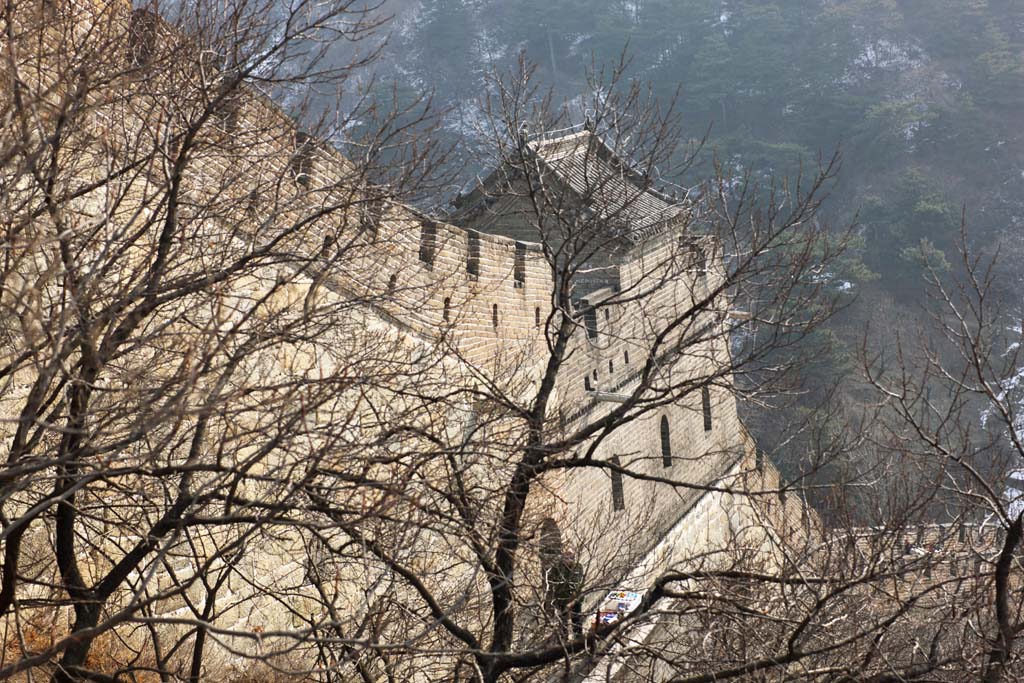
[467,230,481,277]
[610,456,625,511]
[660,415,672,467]
[583,307,598,339]
[419,221,437,267]
[290,131,315,189]
[702,386,713,432]
[692,243,708,280]
[128,9,158,66]
[514,242,526,288]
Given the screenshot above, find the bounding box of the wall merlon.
[2,7,816,677]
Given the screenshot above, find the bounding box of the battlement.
[0,5,811,680]
[6,0,720,379]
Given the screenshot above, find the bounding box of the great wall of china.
[0,2,816,679]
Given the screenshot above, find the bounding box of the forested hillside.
[375,2,1020,271]
[332,0,1024,482]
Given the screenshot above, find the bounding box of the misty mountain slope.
[369,1,1022,281]
[343,0,1024,482]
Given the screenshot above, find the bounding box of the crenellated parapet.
[0,4,820,679]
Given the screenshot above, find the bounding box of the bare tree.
[0,0,450,679]
[279,57,884,683]
[2,2,1014,682]
[290,60,1021,683]
[857,224,1024,683]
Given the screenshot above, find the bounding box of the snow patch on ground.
[472,28,507,68]
[854,39,926,71]
[719,2,732,36]
[901,115,928,141]
[980,323,1024,432]
[1007,468,1024,518]
[392,1,425,41]
[841,38,928,86]
[568,34,592,57]
[980,325,1024,515]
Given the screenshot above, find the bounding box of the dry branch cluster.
[0,1,1021,682]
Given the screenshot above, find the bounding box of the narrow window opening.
[492,303,499,328]
[583,306,598,339]
[692,243,708,280]
[610,456,625,511]
[462,406,477,446]
[218,93,241,133]
[443,297,451,322]
[291,131,314,188]
[608,359,614,373]
[304,537,329,585]
[419,221,437,267]
[660,416,672,468]
[244,189,260,218]
[514,242,526,289]
[584,376,592,391]
[624,350,630,364]
[360,198,384,241]
[538,518,563,565]
[592,369,598,381]
[128,9,158,66]
[212,72,242,133]
[467,230,481,277]
[200,49,225,74]
[206,71,242,135]
[535,306,541,327]
[387,273,397,294]
[167,133,182,162]
[702,386,712,432]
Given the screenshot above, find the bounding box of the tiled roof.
[526,130,686,242]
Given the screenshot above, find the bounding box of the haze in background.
[337,0,1024,479]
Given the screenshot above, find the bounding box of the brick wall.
[0,3,819,678]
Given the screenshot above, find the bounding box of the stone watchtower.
[449,126,689,301]
[449,126,812,681]
[449,125,790,602]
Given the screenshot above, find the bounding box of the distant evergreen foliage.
[373,0,1024,487]
[385,0,1022,298]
